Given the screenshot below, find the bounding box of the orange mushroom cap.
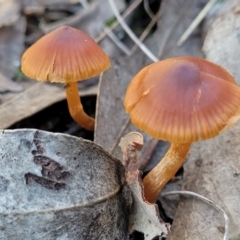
[21,26,110,83]
[124,56,240,143]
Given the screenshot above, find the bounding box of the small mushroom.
[124,56,240,203]
[21,26,110,131]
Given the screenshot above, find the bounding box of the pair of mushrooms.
[21,26,240,204]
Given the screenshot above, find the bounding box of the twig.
[103,26,131,55]
[143,0,155,19]
[108,0,158,62]
[131,7,161,54]
[177,0,218,46]
[162,190,229,240]
[95,0,142,43]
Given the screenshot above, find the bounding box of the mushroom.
[21,26,110,131]
[124,56,240,203]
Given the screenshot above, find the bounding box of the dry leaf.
[0,0,20,27]
[203,7,240,85]
[153,0,207,58]
[0,71,23,93]
[21,0,79,14]
[201,0,239,40]
[119,132,170,239]
[0,17,25,78]
[0,129,130,239]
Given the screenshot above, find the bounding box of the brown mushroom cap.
[21,26,110,83]
[124,56,240,143]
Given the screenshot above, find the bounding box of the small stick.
[131,8,161,54]
[143,0,155,19]
[95,0,142,43]
[103,26,131,55]
[108,0,158,62]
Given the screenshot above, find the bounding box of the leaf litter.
[0,0,240,239]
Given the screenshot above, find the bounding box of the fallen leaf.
[0,129,130,239]
[201,0,239,39]
[21,0,79,14]
[119,132,170,239]
[153,0,207,58]
[203,6,240,85]
[0,71,23,93]
[0,17,25,78]
[0,0,20,27]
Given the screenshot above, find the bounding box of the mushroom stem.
[143,142,191,203]
[64,82,95,131]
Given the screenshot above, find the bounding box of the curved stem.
[143,142,191,203]
[64,82,95,131]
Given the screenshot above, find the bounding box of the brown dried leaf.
[119,132,170,239]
